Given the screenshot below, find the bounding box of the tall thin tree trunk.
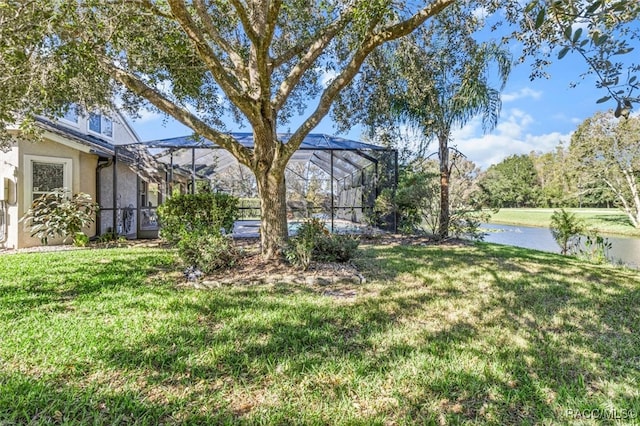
[438,134,450,239]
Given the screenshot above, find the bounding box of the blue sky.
[129,39,629,171]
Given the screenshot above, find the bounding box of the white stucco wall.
[0,147,20,249]
[0,135,99,249]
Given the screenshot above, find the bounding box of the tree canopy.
[1,0,639,256]
[570,111,640,227]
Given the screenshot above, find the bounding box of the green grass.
[1,245,640,424]
[489,208,640,237]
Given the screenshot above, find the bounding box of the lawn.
[489,208,640,237]
[1,244,640,424]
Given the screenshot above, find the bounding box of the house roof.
[35,117,115,157]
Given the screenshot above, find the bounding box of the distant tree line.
[478,149,616,209]
[477,111,640,225]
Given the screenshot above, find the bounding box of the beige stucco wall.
[1,135,100,249]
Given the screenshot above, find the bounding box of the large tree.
[1,0,638,257]
[570,111,640,227]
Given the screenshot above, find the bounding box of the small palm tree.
[392,23,511,238]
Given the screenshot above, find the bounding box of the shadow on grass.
[592,214,634,227]
[0,370,237,424]
[2,243,640,423]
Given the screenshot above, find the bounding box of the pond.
[481,223,640,269]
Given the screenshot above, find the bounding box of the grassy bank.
[1,245,640,424]
[489,208,640,237]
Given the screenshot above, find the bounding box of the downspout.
[113,148,118,234]
[95,157,113,237]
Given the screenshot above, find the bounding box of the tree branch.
[229,0,260,43]
[135,0,173,19]
[192,0,249,82]
[272,4,356,111]
[103,60,253,166]
[167,0,258,122]
[281,0,455,162]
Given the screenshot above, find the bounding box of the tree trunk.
[256,169,288,259]
[438,134,450,239]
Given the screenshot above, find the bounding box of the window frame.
[87,112,114,139]
[23,155,72,206]
[58,105,80,127]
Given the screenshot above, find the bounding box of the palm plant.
[392,23,511,238]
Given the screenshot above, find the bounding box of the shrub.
[21,189,98,245]
[449,209,492,241]
[578,230,612,264]
[73,232,89,247]
[177,233,241,274]
[550,209,584,255]
[157,192,239,243]
[285,218,360,269]
[284,218,327,270]
[315,233,360,262]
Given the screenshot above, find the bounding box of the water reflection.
[481,223,640,269]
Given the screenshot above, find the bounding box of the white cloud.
[134,108,164,124]
[451,108,571,169]
[472,6,489,21]
[320,69,338,88]
[502,87,543,102]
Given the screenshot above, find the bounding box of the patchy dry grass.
[1,243,639,424]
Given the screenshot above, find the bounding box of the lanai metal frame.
[114,133,398,233]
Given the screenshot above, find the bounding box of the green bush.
[285,218,359,269]
[157,192,239,243]
[21,189,98,245]
[177,233,241,274]
[284,218,327,270]
[315,233,360,262]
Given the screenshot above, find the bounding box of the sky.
[129,26,634,171]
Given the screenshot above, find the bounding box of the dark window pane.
[32,162,64,192]
[102,116,113,137]
[89,113,101,133]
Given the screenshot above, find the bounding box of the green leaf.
[535,8,546,29]
[613,47,634,55]
[564,26,572,40]
[629,76,637,84]
[572,28,583,43]
[525,0,538,13]
[586,0,602,14]
[596,95,611,103]
[558,46,570,59]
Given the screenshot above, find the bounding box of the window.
[88,113,113,138]
[24,155,72,203]
[60,105,79,125]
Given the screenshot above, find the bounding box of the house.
[0,108,171,249]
